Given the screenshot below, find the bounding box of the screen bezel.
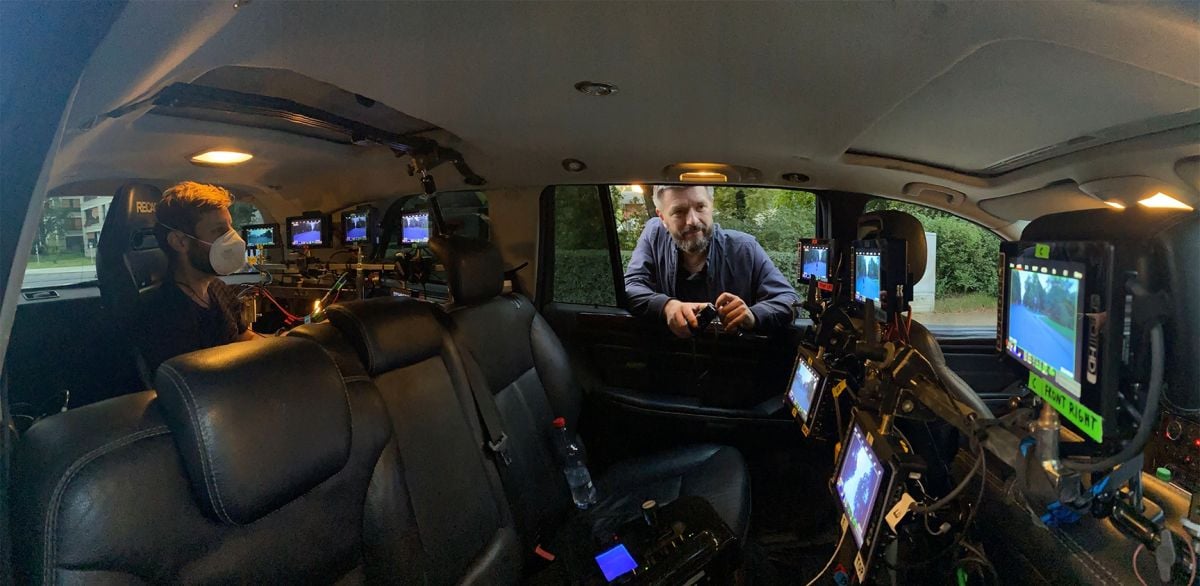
[835,422,886,549]
[240,222,280,248]
[851,248,882,304]
[286,215,331,249]
[799,239,833,283]
[400,211,431,245]
[1003,257,1087,399]
[787,353,823,425]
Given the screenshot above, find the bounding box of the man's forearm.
[626,285,671,319]
[749,298,797,332]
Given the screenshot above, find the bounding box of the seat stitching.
[43,425,170,586]
[160,364,237,525]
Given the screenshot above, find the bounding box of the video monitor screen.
[854,250,882,303]
[343,210,369,243]
[401,212,430,244]
[788,358,822,424]
[801,244,830,282]
[289,217,326,247]
[594,544,638,582]
[835,423,885,548]
[1005,259,1086,398]
[242,223,278,247]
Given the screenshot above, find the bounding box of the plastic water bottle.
[552,417,598,508]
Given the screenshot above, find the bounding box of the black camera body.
[693,303,718,334]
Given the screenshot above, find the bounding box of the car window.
[550,185,617,306]
[612,185,816,293]
[863,198,1000,333]
[22,196,265,290]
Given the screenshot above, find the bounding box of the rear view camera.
[1004,259,1085,398]
[401,212,430,244]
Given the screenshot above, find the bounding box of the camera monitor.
[241,223,279,247]
[851,239,910,315]
[401,211,430,244]
[342,209,371,244]
[999,241,1118,443]
[836,423,885,551]
[788,353,823,426]
[286,214,331,248]
[798,239,833,283]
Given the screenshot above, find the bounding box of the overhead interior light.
[190,150,253,166]
[679,170,727,182]
[1137,192,1194,211]
[1103,200,1126,209]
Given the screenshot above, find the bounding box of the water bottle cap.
[552,417,566,428]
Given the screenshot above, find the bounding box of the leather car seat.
[95,182,167,388]
[856,210,992,418]
[10,337,425,584]
[430,235,752,544]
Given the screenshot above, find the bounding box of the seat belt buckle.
[488,433,512,466]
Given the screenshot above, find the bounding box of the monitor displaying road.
[855,251,881,302]
[1006,265,1083,396]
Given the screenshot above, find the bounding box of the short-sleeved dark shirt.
[133,279,247,375]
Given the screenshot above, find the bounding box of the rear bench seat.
[10,337,425,584]
[430,235,752,544]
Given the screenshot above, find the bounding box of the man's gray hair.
[652,185,715,210]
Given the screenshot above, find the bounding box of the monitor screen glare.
[1004,260,1085,398]
[244,225,276,247]
[401,212,430,244]
[835,424,885,548]
[801,245,830,282]
[788,359,821,423]
[344,211,369,243]
[290,218,325,247]
[854,250,881,303]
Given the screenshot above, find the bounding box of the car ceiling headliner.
[40,1,1200,236]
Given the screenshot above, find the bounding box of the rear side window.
[22,196,112,289]
[864,198,1001,333]
[550,186,618,306]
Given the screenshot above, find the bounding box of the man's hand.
[664,299,709,338]
[716,292,757,332]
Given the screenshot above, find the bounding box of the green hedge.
[923,216,1000,297]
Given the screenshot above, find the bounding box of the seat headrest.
[857,210,929,284]
[326,297,443,375]
[154,337,351,525]
[96,183,166,305]
[430,235,503,306]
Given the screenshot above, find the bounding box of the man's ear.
[167,230,188,254]
[655,209,663,221]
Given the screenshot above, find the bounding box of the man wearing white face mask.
[134,181,258,374]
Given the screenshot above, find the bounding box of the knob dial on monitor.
[1166,419,1184,441]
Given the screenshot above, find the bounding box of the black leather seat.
[856,210,992,418]
[95,182,167,388]
[324,297,524,585]
[10,337,425,584]
[430,235,752,543]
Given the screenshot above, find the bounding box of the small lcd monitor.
[287,215,331,248]
[241,223,279,247]
[853,249,881,303]
[342,210,370,244]
[401,212,430,244]
[788,357,822,425]
[800,240,832,282]
[1004,258,1086,399]
[594,544,638,582]
[835,423,886,549]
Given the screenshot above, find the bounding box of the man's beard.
[671,223,713,254]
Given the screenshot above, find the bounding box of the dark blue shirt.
[624,218,799,332]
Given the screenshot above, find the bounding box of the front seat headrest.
[154,337,352,525]
[430,235,503,306]
[96,183,166,311]
[326,297,443,375]
[857,210,929,285]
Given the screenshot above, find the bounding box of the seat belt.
[461,349,513,467]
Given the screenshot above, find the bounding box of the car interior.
[1,2,1198,585]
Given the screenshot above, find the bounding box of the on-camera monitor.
[343,211,369,243]
[290,217,326,247]
[854,250,882,303]
[801,244,830,282]
[242,223,278,247]
[1005,259,1085,398]
[788,358,821,424]
[401,212,430,244]
[835,423,885,548]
